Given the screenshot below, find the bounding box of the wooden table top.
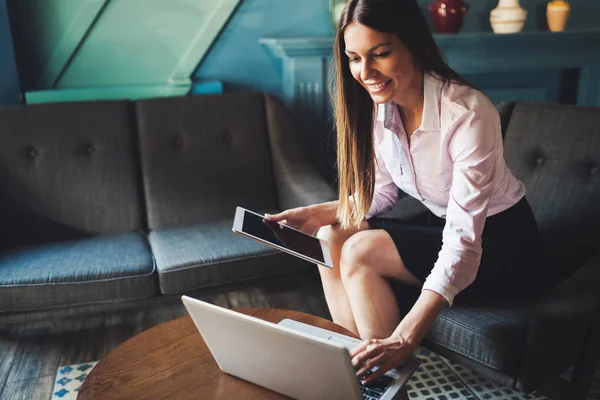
[78,308,358,400]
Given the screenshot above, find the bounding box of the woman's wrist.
[393,322,423,349]
[393,290,448,347]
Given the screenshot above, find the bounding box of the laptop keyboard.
[358,370,394,400]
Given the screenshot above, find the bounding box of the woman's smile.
[365,79,392,94]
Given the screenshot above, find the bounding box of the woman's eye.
[374,51,390,59]
[348,57,360,63]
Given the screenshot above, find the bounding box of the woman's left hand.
[350,336,417,385]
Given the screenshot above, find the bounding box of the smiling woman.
[265,0,542,387]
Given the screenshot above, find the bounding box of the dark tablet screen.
[239,209,326,264]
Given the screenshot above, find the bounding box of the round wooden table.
[78,308,360,399]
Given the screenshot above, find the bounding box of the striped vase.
[490,0,527,34]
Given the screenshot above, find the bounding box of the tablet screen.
[238,209,326,264]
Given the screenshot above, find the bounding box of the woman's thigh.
[366,216,443,284]
[340,229,422,287]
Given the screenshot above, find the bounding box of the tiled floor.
[50,348,600,400]
[406,347,600,400]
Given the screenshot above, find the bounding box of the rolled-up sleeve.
[365,144,399,219]
[422,106,499,305]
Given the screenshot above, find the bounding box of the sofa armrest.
[264,94,336,210]
[533,251,600,321]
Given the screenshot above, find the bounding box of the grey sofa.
[0,92,335,323]
[386,102,600,399]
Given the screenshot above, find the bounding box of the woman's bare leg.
[340,229,422,340]
[316,221,370,336]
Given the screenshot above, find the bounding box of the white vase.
[490,0,527,34]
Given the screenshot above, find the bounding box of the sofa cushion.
[0,233,157,312]
[149,220,312,294]
[135,92,279,229]
[426,305,530,377]
[502,102,600,280]
[0,100,146,239]
[393,284,530,378]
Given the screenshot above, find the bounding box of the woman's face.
[344,22,420,105]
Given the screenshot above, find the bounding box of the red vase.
[428,0,470,34]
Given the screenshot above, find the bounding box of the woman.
[266,0,541,385]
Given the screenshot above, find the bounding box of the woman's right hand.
[265,202,338,236]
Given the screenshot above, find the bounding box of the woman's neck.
[394,70,425,137]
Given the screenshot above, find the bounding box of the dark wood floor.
[0,269,330,400]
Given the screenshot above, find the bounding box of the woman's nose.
[360,60,375,82]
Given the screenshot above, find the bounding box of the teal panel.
[9,0,106,90]
[24,83,189,104]
[25,80,225,104]
[9,0,239,102]
[59,0,240,88]
[0,0,21,105]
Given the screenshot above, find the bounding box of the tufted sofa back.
[0,100,146,243]
[501,102,600,279]
[135,92,279,229]
[0,92,290,247]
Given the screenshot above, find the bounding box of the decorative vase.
[547,0,570,32]
[490,0,527,34]
[330,0,348,29]
[428,0,470,34]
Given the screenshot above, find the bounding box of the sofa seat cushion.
[0,233,157,312]
[425,304,531,377]
[149,220,313,294]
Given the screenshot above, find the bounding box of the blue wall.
[0,0,20,105]
[194,0,600,99]
[195,0,332,99]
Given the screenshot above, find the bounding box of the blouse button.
[591,166,599,175]
[536,157,545,165]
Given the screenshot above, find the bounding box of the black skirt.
[367,196,542,306]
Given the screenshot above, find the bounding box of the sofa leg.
[567,321,600,400]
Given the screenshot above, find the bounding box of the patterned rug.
[52,350,600,400]
[52,362,98,399]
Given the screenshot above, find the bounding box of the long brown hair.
[333,0,475,228]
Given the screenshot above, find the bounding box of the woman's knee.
[339,231,379,280]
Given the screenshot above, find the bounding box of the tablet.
[232,206,333,268]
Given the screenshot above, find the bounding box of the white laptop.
[181,295,421,400]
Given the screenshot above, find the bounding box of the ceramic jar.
[547,0,570,32]
[428,0,470,34]
[490,0,527,34]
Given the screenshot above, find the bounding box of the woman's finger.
[349,340,370,359]
[352,341,384,369]
[355,351,387,379]
[360,357,397,385]
[362,347,414,385]
[264,210,289,222]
